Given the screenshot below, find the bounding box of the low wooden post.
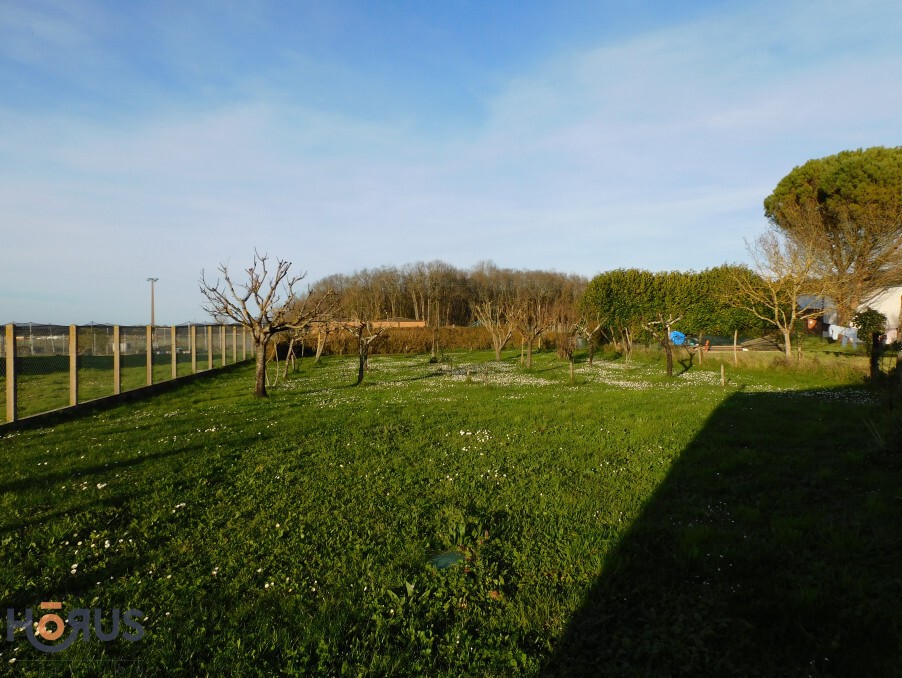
[697,333,703,366]
[207,326,214,370]
[146,325,153,386]
[232,326,237,364]
[190,325,197,374]
[113,326,121,395]
[69,325,78,406]
[171,326,177,380]
[242,327,247,360]
[721,363,726,387]
[220,325,226,368]
[733,329,739,367]
[5,324,17,423]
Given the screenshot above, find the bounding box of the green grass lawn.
[1,350,899,675]
[6,353,227,420]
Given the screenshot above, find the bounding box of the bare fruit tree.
[329,270,388,385]
[200,251,334,397]
[340,319,386,386]
[731,230,827,358]
[472,299,514,361]
[643,314,683,378]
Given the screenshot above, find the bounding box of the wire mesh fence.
[11,324,70,418]
[2,323,250,424]
[77,324,116,404]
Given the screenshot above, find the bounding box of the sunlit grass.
[0,350,898,675]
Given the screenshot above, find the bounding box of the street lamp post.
[147,278,159,326]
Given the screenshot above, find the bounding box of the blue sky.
[1,0,900,324]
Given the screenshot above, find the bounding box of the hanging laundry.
[828,324,845,341]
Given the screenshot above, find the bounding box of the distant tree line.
[201,146,902,393]
[308,260,587,331]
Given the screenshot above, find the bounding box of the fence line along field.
[1,349,900,675]
[1,323,252,422]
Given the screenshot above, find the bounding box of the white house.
[819,286,902,343]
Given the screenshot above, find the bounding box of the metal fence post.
[5,324,16,423]
[207,326,213,370]
[171,326,177,380]
[69,325,78,406]
[113,326,121,395]
[146,325,153,386]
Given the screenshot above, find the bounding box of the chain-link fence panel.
[120,326,149,392]
[213,325,229,367]
[16,324,70,417]
[152,326,175,384]
[209,325,221,369]
[1,323,253,423]
[77,324,116,403]
[225,325,235,365]
[195,326,210,372]
[175,325,192,377]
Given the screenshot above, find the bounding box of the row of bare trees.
[311,261,588,368]
[200,254,589,395]
[310,261,586,329]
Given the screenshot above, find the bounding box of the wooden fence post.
[207,326,213,370]
[146,325,153,386]
[69,325,78,406]
[171,326,177,380]
[113,326,121,395]
[191,325,197,374]
[232,326,237,364]
[5,324,16,423]
[220,325,226,368]
[242,327,247,360]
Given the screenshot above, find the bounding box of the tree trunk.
[357,336,366,385]
[782,328,792,357]
[283,336,294,379]
[315,330,326,363]
[733,328,738,367]
[569,358,574,383]
[526,336,533,368]
[664,340,673,377]
[254,340,268,397]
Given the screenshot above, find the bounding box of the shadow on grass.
[544,386,902,676]
[0,444,208,496]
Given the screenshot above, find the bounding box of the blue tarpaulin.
[670,331,686,346]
